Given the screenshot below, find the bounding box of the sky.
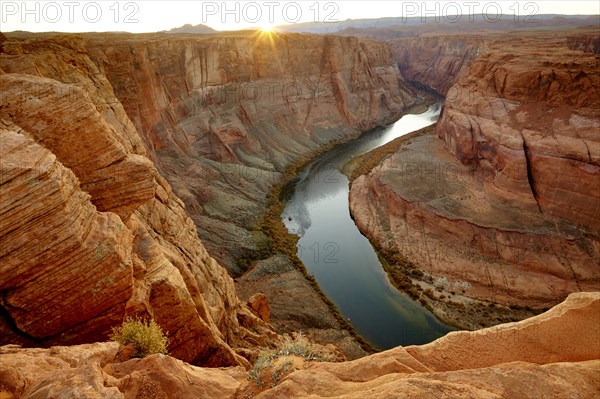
[1,0,599,33]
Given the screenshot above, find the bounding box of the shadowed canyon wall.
[391,34,486,95]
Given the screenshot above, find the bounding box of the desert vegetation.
[110,317,169,358]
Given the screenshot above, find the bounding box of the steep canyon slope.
[82,31,415,355]
[350,29,600,328]
[0,34,275,367]
[0,31,415,362]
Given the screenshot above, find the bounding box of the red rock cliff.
[436,32,600,230]
[0,35,274,367]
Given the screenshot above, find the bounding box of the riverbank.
[348,130,546,330]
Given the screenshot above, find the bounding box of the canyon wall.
[83,31,415,275]
[350,29,600,326]
[391,34,486,94]
[437,32,600,230]
[356,22,598,96]
[0,35,275,367]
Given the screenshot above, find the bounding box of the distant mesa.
[164,23,217,34]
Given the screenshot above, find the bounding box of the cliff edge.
[1,292,598,398]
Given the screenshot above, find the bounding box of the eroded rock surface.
[0,30,412,357]
[391,34,486,94]
[1,292,598,399]
[437,33,600,231]
[83,31,415,275]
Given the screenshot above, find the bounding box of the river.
[282,103,455,350]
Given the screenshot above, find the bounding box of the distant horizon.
[1,1,599,33]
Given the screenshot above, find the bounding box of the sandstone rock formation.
[0,36,275,367]
[248,293,270,323]
[350,29,600,326]
[437,32,600,230]
[1,292,598,398]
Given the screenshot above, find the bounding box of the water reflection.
[282,104,455,349]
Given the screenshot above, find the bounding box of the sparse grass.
[272,334,333,361]
[110,317,169,358]
[248,334,334,389]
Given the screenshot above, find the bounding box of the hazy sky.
[1,0,599,33]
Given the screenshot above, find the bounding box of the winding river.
[282,103,455,350]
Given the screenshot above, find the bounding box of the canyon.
[0,18,599,399]
[83,31,414,277]
[0,35,280,367]
[350,28,600,328]
[0,29,415,361]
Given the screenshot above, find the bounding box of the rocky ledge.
[1,292,598,398]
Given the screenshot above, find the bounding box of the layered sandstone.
[350,30,600,325]
[437,32,600,230]
[1,292,598,398]
[0,36,275,367]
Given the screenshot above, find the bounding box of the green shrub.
[110,317,169,358]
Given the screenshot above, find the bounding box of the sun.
[261,25,274,33]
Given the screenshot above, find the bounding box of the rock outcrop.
[248,293,270,323]
[437,32,600,230]
[1,292,598,398]
[350,30,600,326]
[0,36,275,367]
[83,31,415,275]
